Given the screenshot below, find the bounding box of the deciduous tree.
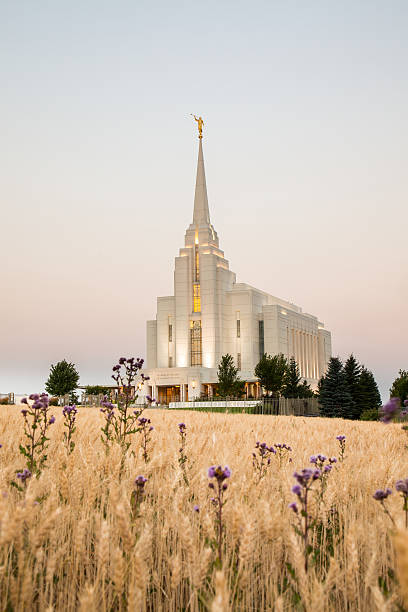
[255,353,288,397]
[45,360,80,398]
[390,370,408,405]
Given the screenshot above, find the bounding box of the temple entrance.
[157,385,181,404]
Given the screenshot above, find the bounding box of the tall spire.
[193,138,211,226]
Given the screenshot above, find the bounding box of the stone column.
[314,335,319,380]
[295,330,300,375]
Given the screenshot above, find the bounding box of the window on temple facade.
[190,320,202,366]
[237,353,241,370]
[168,356,173,368]
[259,320,264,358]
[236,319,241,338]
[168,323,172,342]
[193,283,201,312]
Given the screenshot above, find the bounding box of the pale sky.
[1,1,407,400]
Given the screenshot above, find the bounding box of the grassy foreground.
[0,407,407,611]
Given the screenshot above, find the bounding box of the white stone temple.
[142,125,331,404]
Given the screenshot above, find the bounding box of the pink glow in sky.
[1,1,407,400]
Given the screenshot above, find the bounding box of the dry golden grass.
[0,407,407,611]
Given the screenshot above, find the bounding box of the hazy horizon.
[1,1,407,401]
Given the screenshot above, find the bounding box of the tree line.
[42,356,408,421]
[217,353,408,421]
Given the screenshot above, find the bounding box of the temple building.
[142,122,331,404]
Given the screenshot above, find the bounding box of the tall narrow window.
[168,324,173,342]
[168,356,173,368]
[236,319,241,338]
[190,320,202,366]
[259,320,264,358]
[194,244,200,282]
[193,241,201,312]
[193,284,201,312]
[237,353,241,370]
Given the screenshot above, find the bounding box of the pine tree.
[254,353,288,397]
[344,354,362,419]
[45,359,80,397]
[318,357,353,418]
[283,357,301,398]
[217,354,245,398]
[298,380,314,398]
[282,357,314,398]
[359,366,382,418]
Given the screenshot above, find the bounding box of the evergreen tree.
[344,354,362,419]
[358,366,382,418]
[390,370,408,404]
[255,353,288,397]
[282,357,314,398]
[217,354,245,398]
[298,379,314,398]
[283,357,301,398]
[318,357,353,418]
[45,359,80,397]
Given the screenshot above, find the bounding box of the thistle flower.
[48,415,56,425]
[396,479,408,494]
[193,505,200,513]
[373,489,392,501]
[380,398,401,423]
[16,468,32,483]
[288,502,298,513]
[208,465,231,482]
[135,475,148,488]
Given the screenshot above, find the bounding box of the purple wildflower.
[396,479,408,494]
[381,398,401,423]
[21,397,28,405]
[16,468,32,483]
[48,415,56,425]
[289,502,298,513]
[373,489,392,501]
[193,505,200,513]
[135,475,148,487]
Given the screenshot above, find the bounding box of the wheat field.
[0,406,407,611]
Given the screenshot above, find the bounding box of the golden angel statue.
[192,114,204,139]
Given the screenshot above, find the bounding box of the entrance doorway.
[158,385,181,404]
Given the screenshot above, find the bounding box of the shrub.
[0,397,9,405]
[360,408,379,421]
[49,397,59,406]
